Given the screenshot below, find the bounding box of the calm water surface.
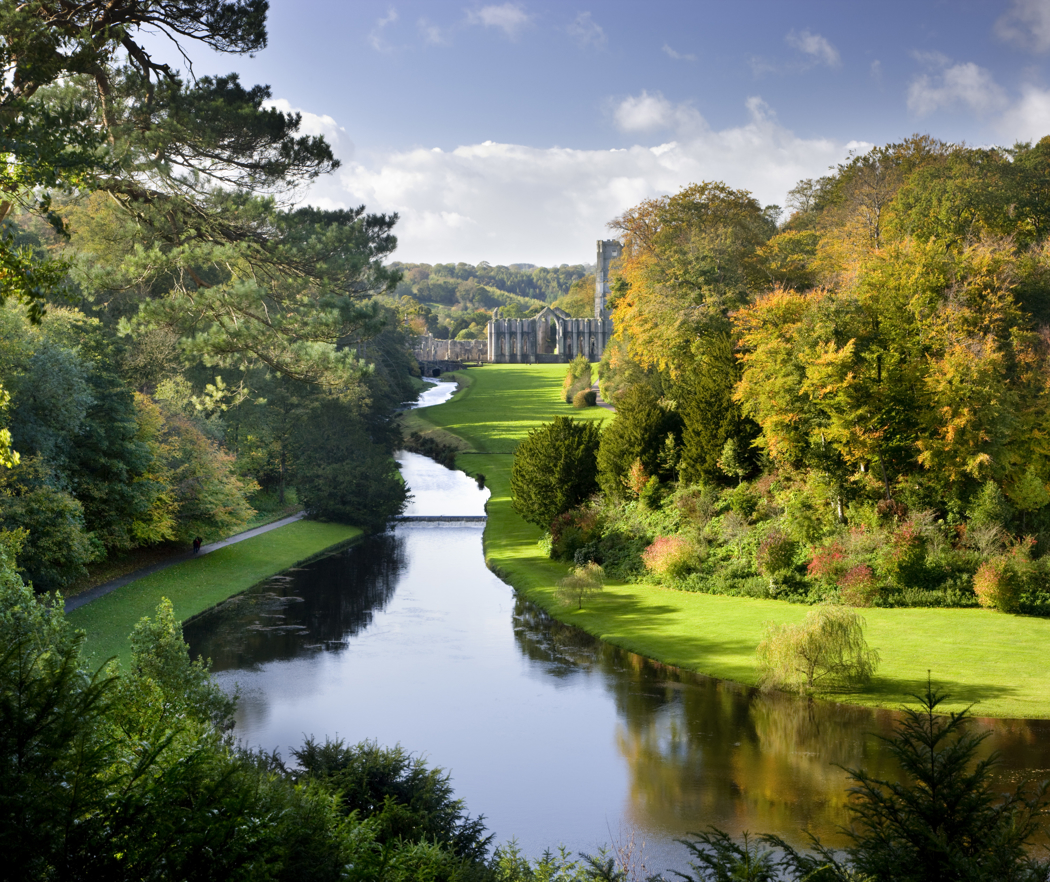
[184,381,1050,872]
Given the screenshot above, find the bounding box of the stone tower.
[594,239,623,320]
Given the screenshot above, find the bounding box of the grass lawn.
[413,363,1050,719]
[69,520,361,667]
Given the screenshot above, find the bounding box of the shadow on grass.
[862,673,1020,707]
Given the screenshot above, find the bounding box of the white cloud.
[870,59,882,81]
[369,7,398,53]
[264,99,355,161]
[663,44,696,62]
[995,0,1050,53]
[418,18,451,45]
[613,91,676,131]
[611,91,707,134]
[280,95,863,265]
[997,84,1050,141]
[465,3,530,38]
[568,12,606,48]
[907,61,1009,116]
[785,29,841,68]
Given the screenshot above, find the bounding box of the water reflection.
[512,601,1050,845]
[184,454,1050,866]
[188,534,406,670]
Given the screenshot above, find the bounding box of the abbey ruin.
[413,239,622,372]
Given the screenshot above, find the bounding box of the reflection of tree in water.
[185,534,406,670]
[511,595,1050,847]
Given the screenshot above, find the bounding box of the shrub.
[638,475,662,510]
[838,564,878,607]
[572,389,597,408]
[562,354,592,403]
[757,605,880,694]
[510,417,601,529]
[756,530,797,579]
[972,541,1033,613]
[642,535,695,579]
[549,505,601,561]
[807,540,848,587]
[726,483,759,520]
[625,458,649,497]
[882,521,927,589]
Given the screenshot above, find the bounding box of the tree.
[293,394,408,531]
[608,181,775,376]
[511,417,601,529]
[778,684,1050,882]
[556,562,605,610]
[291,737,493,866]
[552,274,596,317]
[756,605,879,694]
[596,383,680,499]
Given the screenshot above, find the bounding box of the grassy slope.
[415,364,1050,719]
[70,521,362,667]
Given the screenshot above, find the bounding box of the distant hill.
[389,261,592,340]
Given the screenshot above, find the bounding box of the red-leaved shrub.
[973,558,1018,613]
[838,564,878,607]
[642,536,694,578]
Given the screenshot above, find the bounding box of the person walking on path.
[192,536,202,554]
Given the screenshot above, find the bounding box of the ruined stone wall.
[486,313,612,364]
[412,335,488,362]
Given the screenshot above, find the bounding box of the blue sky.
[156,0,1050,265]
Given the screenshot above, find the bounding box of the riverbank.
[412,363,1050,719]
[69,520,363,667]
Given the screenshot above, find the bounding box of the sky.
[149,0,1050,266]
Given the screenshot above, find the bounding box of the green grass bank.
[70,520,362,667]
[414,364,1050,719]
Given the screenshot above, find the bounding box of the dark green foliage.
[809,683,1049,881]
[294,396,408,532]
[293,737,494,864]
[675,830,778,882]
[68,365,157,553]
[549,505,601,561]
[0,531,497,882]
[0,459,96,589]
[511,416,601,529]
[968,480,1012,531]
[678,332,755,485]
[596,383,680,499]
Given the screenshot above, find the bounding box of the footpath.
[65,513,305,613]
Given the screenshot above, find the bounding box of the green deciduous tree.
[511,416,602,529]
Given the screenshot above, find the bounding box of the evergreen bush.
[510,416,601,529]
[572,388,597,408]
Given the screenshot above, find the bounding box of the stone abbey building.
[487,239,621,364]
[413,239,622,370]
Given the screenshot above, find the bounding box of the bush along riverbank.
[410,363,1050,719]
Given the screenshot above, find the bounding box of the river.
[184,380,1050,873]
